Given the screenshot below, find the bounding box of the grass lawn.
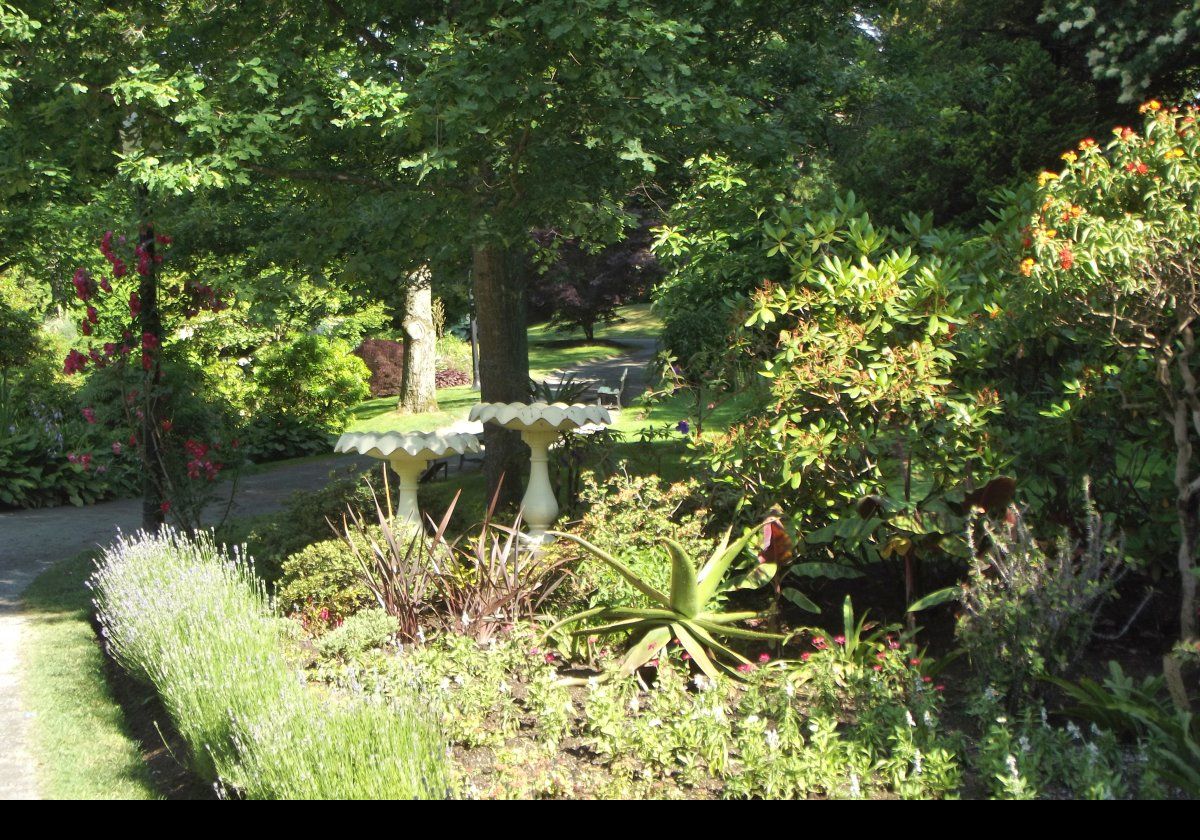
[346,304,659,436]
[528,302,662,342]
[22,553,158,800]
[345,385,480,435]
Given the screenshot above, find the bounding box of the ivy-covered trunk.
[1170,334,1199,644]
[137,220,165,532]
[398,267,438,414]
[473,242,529,508]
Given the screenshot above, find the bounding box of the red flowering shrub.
[60,228,238,529]
[353,338,405,397]
[435,367,471,388]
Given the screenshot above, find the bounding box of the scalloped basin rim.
[468,401,612,430]
[334,430,481,460]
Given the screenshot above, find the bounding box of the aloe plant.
[547,529,783,680]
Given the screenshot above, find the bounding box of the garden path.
[0,337,656,798]
[0,453,370,799]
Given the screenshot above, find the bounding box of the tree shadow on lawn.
[23,553,212,800]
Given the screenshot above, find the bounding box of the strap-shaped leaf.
[540,605,606,640]
[697,530,753,604]
[782,587,820,613]
[551,531,670,608]
[907,586,960,612]
[672,622,721,682]
[686,620,749,664]
[619,625,672,675]
[664,538,701,617]
[697,610,760,624]
[693,617,784,642]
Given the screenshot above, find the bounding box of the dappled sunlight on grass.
[344,385,479,434]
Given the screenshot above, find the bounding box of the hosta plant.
[547,529,783,680]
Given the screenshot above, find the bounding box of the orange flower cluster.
[1058,246,1074,271]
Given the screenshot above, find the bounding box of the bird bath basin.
[334,430,481,525]
[469,402,612,542]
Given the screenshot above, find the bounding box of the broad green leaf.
[907,586,960,612]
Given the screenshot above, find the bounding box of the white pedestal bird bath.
[334,430,481,526]
[469,402,612,543]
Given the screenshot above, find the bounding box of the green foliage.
[237,413,331,462]
[91,528,448,798]
[971,700,1132,800]
[549,528,782,680]
[562,468,712,609]
[1041,1,1200,104]
[279,533,376,628]
[223,465,378,582]
[1050,661,1200,796]
[435,332,473,376]
[699,195,1001,578]
[253,333,370,433]
[956,500,1129,702]
[983,103,1200,638]
[833,7,1102,226]
[315,608,400,663]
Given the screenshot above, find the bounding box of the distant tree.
[529,217,662,341]
[1041,0,1200,104]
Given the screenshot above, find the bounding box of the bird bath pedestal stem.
[333,430,481,527]
[469,402,612,543]
[386,457,425,525]
[521,428,562,542]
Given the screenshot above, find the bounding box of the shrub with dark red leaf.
[435,367,471,388]
[353,339,405,397]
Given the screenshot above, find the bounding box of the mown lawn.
[22,553,158,800]
[345,304,659,436]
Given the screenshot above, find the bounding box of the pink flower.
[800,652,811,662]
[833,635,846,646]
[82,407,96,424]
[72,268,95,302]
[812,636,827,650]
[129,292,141,317]
[63,349,88,375]
[111,441,122,455]
[757,652,771,663]
[737,663,755,673]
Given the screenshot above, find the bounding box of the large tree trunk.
[398,267,438,413]
[473,242,529,507]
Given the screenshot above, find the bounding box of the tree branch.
[245,163,395,191]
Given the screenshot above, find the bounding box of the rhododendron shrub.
[990,102,1200,643]
[62,228,239,531]
[353,338,405,397]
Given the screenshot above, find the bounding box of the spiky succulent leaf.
[620,625,671,674]
[693,617,784,642]
[664,538,701,618]
[672,622,721,682]
[551,531,670,608]
[697,530,753,603]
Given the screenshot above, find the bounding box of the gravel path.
[0,336,656,799]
